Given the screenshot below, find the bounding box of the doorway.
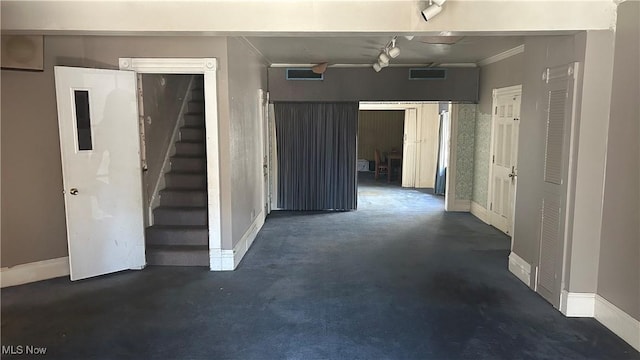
[141,74,211,267]
[120,58,223,270]
[358,102,440,190]
[53,58,223,281]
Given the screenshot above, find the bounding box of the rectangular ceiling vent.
[286,68,323,81]
[409,68,447,80]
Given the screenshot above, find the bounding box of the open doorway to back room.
[357,103,444,211]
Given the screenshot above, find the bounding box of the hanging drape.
[434,111,449,195]
[274,102,358,210]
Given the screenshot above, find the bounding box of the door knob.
[508,173,517,178]
[69,188,79,195]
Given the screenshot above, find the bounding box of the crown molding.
[477,44,525,67]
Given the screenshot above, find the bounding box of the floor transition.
[1,172,638,359]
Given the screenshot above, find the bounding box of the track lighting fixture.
[378,52,390,65]
[371,36,401,72]
[388,39,400,58]
[422,0,446,21]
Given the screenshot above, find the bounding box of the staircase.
[145,77,209,266]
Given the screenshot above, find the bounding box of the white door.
[414,103,440,189]
[401,108,418,187]
[54,66,145,281]
[489,87,521,235]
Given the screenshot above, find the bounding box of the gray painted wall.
[0,36,229,267]
[566,31,615,294]
[598,1,640,320]
[268,67,479,102]
[472,53,524,208]
[226,37,269,249]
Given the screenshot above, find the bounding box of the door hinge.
[490,203,493,210]
[492,155,495,164]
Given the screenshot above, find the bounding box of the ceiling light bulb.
[373,63,382,72]
[421,3,443,21]
[378,52,390,64]
[388,46,400,58]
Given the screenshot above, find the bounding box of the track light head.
[372,62,382,72]
[433,0,446,6]
[421,3,443,21]
[378,59,389,68]
[404,35,415,41]
[378,52,390,64]
[388,46,400,58]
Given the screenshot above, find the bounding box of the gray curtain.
[434,112,447,195]
[275,102,358,210]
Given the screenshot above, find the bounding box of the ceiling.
[244,36,525,66]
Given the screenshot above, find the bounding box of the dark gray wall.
[597,1,640,321]
[0,35,229,267]
[268,67,479,102]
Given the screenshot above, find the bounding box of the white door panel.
[402,108,417,187]
[489,90,521,235]
[55,66,145,281]
[415,104,440,189]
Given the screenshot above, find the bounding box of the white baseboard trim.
[1,257,69,288]
[209,248,234,271]
[557,291,639,352]
[470,201,490,224]
[209,209,265,271]
[562,291,596,317]
[508,251,531,287]
[446,199,471,212]
[595,294,640,352]
[232,210,265,269]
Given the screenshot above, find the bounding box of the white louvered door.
[489,87,521,235]
[536,63,579,308]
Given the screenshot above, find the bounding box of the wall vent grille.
[286,68,323,80]
[409,68,447,80]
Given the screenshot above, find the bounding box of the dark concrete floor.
[2,172,639,359]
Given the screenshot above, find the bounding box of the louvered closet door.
[536,63,579,308]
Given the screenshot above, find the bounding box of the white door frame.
[258,89,271,215]
[268,103,279,211]
[119,58,222,271]
[487,84,522,239]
